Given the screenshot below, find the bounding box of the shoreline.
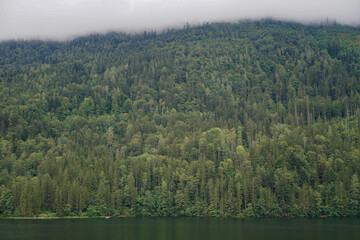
[0,215,342,220]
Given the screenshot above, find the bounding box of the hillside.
[0,20,360,217]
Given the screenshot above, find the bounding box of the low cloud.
[0,0,359,41]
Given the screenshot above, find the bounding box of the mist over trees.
[0,20,360,217]
[1,0,360,41]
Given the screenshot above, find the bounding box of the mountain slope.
[0,20,360,217]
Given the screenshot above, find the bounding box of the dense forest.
[1,20,360,218]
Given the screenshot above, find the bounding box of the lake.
[0,217,359,240]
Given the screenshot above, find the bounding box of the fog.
[0,0,359,41]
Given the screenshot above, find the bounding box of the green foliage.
[1,20,360,217]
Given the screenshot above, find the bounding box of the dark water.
[0,217,359,240]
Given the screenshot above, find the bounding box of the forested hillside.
[1,20,360,217]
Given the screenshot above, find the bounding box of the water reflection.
[0,217,359,240]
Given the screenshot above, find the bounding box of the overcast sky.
[0,0,359,41]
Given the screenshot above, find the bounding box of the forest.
[0,20,360,217]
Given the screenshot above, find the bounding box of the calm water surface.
[1,217,359,240]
